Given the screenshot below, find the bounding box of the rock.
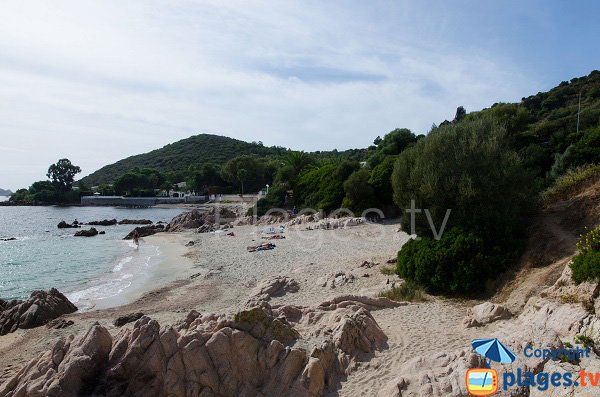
[74,228,98,237]
[99,231,106,235]
[197,224,215,233]
[57,220,79,229]
[2,300,388,397]
[0,322,112,397]
[317,271,356,288]
[185,240,195,247]
[166,207,238,232]
[113,312,144,327]
[378,349,485,396]
[358,260,379,268]
[247,276,300,303]
[46,318,74,329]
[87,219,117,226]
[118,219,152,225]
[123,224,164,239]
[0,238,16,242]
[463,302,512,327]
[0,288,77,335]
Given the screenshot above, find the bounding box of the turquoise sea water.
[0,204,183,310]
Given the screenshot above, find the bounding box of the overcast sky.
[0,0,599,190]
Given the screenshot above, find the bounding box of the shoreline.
[74,232,198,312]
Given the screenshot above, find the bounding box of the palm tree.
[285,151,313,178]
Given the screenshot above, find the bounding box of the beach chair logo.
[467,338,516,396]
[466,368,498,396]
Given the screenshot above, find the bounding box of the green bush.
[571,225,600,284]
[295,161,360,212]
[392,116,536,239]
[396,227,515,295]
[342,168,376,213]
[542,164,600,204]
[571,251,600,283]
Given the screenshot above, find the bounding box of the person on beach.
[133,230,140,247]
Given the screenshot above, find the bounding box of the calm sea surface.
[0,204,183,310]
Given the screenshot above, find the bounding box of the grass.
[560,294,580,304]
[378,280,427,302]
[380,266,396,276]
[575,334,595,349]
[542,163,600,204]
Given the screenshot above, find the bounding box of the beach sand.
[0,221,489,393]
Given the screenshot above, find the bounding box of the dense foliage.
[393,117,535,294]
[397,227,519,295]
[571,226,600,284]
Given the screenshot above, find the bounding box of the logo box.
[466,368,498,396]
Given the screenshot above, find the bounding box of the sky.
[0,1,599,191]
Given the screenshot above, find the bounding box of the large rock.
[123,224,164,240]
[0,323,112,397]
[0,289,77,335]
[74,228,99,237]
[57,221,79,229]
[166,207,238,232]
[118,219,152,225]
[463,301,512,327]
[87,219,117,226]
[1,299,388,397]
[247,276,300,303]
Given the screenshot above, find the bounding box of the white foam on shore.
[66,241,162,311]
[113,256,132,272]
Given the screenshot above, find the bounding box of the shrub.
[396,227,516,295]
[571,250,600,284]
[570,225,600,284]
[342,169,376,213]
[542,164,600,204]
[392,116,535,239]
[378,280,427,302]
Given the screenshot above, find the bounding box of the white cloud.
[0,0,537,190]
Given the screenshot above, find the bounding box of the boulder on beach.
[0,288,77,335]
[166,207,238,232]
[463,301,512,328]
[113,312,144,327]
[0,237,16,242]
[87,219,117,226]
[74,228,99,237]
[57,220,79,229]
[123,224,164,240]
[0,299,387,397]
[118,219,152,225]
[247,276,300,303]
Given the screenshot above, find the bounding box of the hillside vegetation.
[80,134,289,186]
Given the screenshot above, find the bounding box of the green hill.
[80,134,290,186]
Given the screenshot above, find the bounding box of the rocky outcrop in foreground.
[0,299,388,397]
[0,289,77,336]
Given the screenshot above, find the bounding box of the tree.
[285,151,313,179]
[47,159,81,192]
[453,106,466,123]
[342,169,376,213]
[221,155,268,194]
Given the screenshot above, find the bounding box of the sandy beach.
[0,203,593,396]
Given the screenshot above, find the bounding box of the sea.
[0,200,184,310]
